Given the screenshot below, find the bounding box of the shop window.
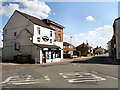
[58,34,61,42]
[37,27,40,35]
[50,31,52,37]
[37,37,40,42]
[50,39,52,43]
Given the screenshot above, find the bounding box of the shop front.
[35,44,62,64]
[42,48,61,63]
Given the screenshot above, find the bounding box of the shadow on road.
[70,56,120,65]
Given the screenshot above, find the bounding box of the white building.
[2,10,64,63]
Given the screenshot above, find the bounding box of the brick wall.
[50,24,63,42]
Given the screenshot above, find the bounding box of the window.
[14,42,20,50]
[58,34,61,41]
[64,46,65,48]
[69,46,71,48]
[55,32,56,39]
[37,37,40,42]
[58,28,61,32]
[50,39,52,43]
[14,32,17,36]
[37,27,40,35]
[50,31,52,37]
[4,30,7,35]
[53,26,56,29]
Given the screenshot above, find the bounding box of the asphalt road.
[1,55,119,89]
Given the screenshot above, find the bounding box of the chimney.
[86,40,89,45]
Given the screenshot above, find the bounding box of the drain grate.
[59,72,106,83]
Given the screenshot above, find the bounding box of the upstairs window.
[58,34,61,42]
[58,28,61,32]
[14,32,17,36]
[4,30,7,35]
[37,27,40,35]
[37,37,40,42]
[53,26,56,29]
[50,31,52,37]
[50,39,52,43]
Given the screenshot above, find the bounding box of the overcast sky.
[0,1,118,49]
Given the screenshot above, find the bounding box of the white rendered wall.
[33,24,55,45]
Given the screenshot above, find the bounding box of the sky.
[0,0,118,49]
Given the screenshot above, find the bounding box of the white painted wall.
[55,41,63,59]
[33,24,55,45]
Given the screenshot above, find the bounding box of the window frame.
[58,34,61,42]
[37,27,40,35]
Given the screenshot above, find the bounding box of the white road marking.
[91,71,98,74]
[107,76,118,80]
[2,74,50,86]
[44,76,50,81]
[60,72,106,83]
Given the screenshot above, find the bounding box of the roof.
[42,19,65,29]
[15,10,54,30]
[76,42,92,48]
[63,42,75,47]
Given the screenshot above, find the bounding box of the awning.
[34,44,60,48]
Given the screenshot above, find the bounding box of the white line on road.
[44,75,50,81]
[72,63,76,65]
[91,71,98,74]
[107,76,118,80]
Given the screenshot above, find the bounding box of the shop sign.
[51,48,57,50]
[43,48,48,50]
[42,36,49,42]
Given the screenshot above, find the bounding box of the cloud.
[86,16,95,21]
[79,33,85,36]
[53,12,56,15]
[0,0,51,18]
[64,25,113,49]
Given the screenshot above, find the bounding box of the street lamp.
[70,36,72,44]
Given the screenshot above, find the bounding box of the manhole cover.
[59,72,106,83]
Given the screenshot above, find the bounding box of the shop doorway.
[42,51,46,63]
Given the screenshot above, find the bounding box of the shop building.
[2,10,65,63]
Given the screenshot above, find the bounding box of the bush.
[76,51,81,57]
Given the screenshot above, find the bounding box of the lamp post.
[70,36,72,44]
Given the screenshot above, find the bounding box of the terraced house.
[2,10,65,64]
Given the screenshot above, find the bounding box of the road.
[1,55,119,89]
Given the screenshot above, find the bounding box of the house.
[93,46,105,55]
[76,42,93,56]
[2,10,65,64]
[107,40,112,57]
[108,17,120,60]
[0,47,2,62]
[63,42,76,55]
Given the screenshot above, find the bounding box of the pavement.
[1,54,119,89]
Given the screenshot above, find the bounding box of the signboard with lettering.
[42,36,49,42]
